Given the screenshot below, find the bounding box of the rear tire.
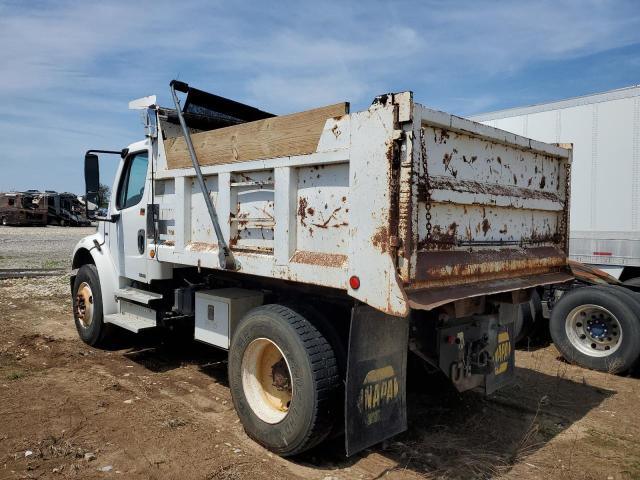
[549,286,640,373]
[514,291,542,344]
[72,264,113,347]
[228,304,340,456]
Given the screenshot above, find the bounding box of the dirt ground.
[1,228,640,479]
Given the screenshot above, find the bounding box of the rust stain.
[186,242,217,252]
[442,152,458,178]
[291,250,347,268]
[434,129,450,144]
[307,207,315,216]
[568,259,620,285]
[414,246,568,287]
[481,218,490,235]
[372,226,389,253]
[424,176,562,202]
[419,221,458,250]
[298,197,308,226]
[311,206,345,229]
[164,240,175,247]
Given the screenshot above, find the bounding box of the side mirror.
[84,153,100,219]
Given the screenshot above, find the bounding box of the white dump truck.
[72,81,573,456]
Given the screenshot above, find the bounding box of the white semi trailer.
[72,81,572,456]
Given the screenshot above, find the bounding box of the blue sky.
[1,0,640,193]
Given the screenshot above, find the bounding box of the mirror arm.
[96,213,120,223]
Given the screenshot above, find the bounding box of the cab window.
[116,152,148,210]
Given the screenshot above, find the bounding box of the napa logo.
[494,331,512,375]
[357,366,400,425]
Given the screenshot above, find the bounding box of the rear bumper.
[406,271,573,311]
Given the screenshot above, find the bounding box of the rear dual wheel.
[228,304,341,456]
[550,286,640,373]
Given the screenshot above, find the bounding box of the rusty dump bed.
[402,104,572,310]
[152,92,571,317]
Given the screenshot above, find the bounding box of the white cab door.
[113,150,150,281]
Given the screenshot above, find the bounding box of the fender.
[70,232,120,315]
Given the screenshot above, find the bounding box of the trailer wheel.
[72,264,113,347]
[228,304,340,456]
[549,286,640,373]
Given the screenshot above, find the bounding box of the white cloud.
[0,0,639,192]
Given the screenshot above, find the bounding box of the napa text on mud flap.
[494,331,512,375]
[357,366,400,425]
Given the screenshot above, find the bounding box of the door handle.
[137,229,145,254]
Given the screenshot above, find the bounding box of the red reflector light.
[593,252,612,256]
[349,275,360,290]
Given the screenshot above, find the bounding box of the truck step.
[104,312,157,333]
[115,287,163,305]
[104,299,158,333]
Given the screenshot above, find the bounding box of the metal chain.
[420,127,433,247]
[560,157,571,252]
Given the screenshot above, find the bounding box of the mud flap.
[345,305,409,456]
[438,313,515,395]
[485,323,515,395]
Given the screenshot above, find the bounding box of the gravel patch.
[0,274,70,299]
[0,226,95,270]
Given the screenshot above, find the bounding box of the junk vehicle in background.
[44,191,92,226]
[472,86,640,374]
[70,80,573,456]
[0,191,47,226]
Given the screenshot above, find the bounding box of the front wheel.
[72,264,113,347]
[228,304,340,456]
[549,286,640,373]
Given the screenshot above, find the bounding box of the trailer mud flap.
[345,305,409,456]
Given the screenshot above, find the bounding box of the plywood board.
[164,102,348,169]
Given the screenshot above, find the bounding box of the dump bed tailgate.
[406,106,572,309]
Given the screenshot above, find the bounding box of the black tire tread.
[550,286,640,373]
[239,304,340,454]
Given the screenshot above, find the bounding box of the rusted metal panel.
[295,162,350,256]
[347,94,410,317]
[407,271,573,311]
[407,105,572,306]
[414,247,566,286]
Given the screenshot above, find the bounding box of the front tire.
[72,264,113,347]
[228,304,340,456]
[549,286,640,373]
